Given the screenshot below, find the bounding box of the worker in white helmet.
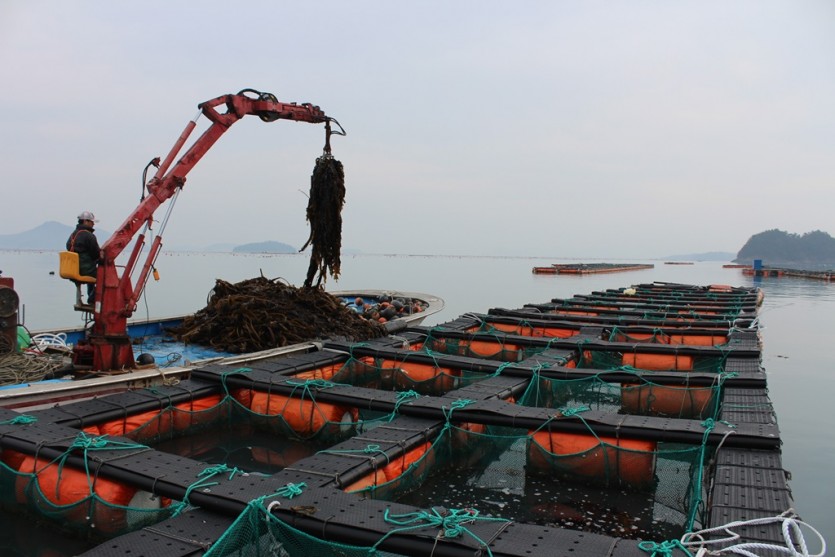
[66,211,100,304]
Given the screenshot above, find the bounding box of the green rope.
[34,431,150,504]
[177,463,245,513]
[638,539,693,557]
[199,463,246,481]
[373,507,509,557]
[0,414,37,425]
[347,342,370,360]
[519,364,543,406]
[390,390,420,420]
[681,418,736,531]
[442,399,475,422]
[286,379,337,389]
[275,482,306,499]
[558,404,591,418]
[220,367,253,397]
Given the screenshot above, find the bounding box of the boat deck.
[0,282,802,557]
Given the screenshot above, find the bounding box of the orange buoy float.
[533,327,579,339]
[380,359,459,392]
[172,394,224,431]
[450,422,487,449]
[382,442,434,484]
[294,358,375,383]
[96,409,174,442]
[528,430,656,489]
[13,454,168,534]
[667,334,728,346]
[292,363,342,382]
[620,383,714,418]
[231,387,253,409]
[464,339,521,360]
[610,331,667,343]
[344,467,388,493]
[248,391,358,437]
[621,352,694,371]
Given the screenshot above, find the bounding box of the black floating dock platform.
[0,281,805,557]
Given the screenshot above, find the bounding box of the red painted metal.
[76,90,331,371]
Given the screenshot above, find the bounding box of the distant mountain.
[232,241,297,254]
[735,229,835,269]
[0,221,112,250]
[661,251,735,262]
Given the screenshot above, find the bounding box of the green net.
[0,348,726,550]
[518,372,721,420]
[205,495,401,557]
[578,348,728,374]
[607,326,730,347]
[0,430,178,539]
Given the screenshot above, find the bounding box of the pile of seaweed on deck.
[167,276,387,353]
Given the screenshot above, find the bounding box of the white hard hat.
[77,211,98,223]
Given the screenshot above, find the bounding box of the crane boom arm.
[102,92,327,262]
[86,89,332,371]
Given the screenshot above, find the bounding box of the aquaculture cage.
[0,282,791,557]
[517,371,721,420]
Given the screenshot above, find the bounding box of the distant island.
[735,229,835,269]
[232,241,296,254]
[0,221,299,253]
[0,221,113,250]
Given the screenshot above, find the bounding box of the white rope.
[681,509,826,557]
[30,332,70,350]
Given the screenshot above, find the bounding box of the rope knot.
[72,434,109,450]
[275,482,306,499]
[286,378,336,389]
[638,539,692,557]
[0,415,38,425]
[558,405,590,417]
[199,464,244,481]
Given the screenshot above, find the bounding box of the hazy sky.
[1,1,833,258]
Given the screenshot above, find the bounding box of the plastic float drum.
[248,391,357,437]
[13,455,167,534]
[620,383,714,418]
[527,431,656,489]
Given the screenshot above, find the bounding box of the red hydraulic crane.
[73,89,342,371]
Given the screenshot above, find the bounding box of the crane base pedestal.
[73,335,136,372]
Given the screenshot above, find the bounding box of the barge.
[741,267,833,281]
[532,263,655,275]
[0,282,821,556]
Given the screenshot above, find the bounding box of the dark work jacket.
[66,224,100,277]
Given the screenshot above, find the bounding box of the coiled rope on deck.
[678,509,826,557]
[0,334,66,386]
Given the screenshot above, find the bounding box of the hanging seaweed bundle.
[301,155,345,288]
[167,276,386,353]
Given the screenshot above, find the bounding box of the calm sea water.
[2,250,833,550]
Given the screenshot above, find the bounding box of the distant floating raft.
[532,263,654,275]
[741,266,834,281]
